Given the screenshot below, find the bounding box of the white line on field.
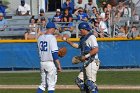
[0,85,140,90]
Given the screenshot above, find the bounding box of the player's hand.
[81,56,86,62]
[62,36,68,41]
[57,65,62,72]
[55,60,62,72]
[77,56,86,62]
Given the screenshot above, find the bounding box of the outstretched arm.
[63,37,79,48]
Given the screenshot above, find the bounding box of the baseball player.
[37,22,62,93]
[63,22,100,93]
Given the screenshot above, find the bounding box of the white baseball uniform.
[37,34,58,91]
[78,35,100,82]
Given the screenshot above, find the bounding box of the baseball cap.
[78,22,91,31]
[40,9,44,13]
[41,17,46,21]
[56,9,61,12]
[46,22,57,29]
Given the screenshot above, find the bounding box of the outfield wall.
[0,38,140,69]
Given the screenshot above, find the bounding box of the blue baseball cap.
[46,22,57,29]
[78,22,91,31]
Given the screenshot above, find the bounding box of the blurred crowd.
[0,0,140,40]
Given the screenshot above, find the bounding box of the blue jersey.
[53,14,62,22]
[37,34,58,62]
[77,12,88,20]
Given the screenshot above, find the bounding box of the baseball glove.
[58,47,67,57]
[72,56,82,64]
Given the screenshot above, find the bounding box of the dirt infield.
[0,85,140,90]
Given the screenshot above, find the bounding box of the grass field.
[0,71,140,85]
[0,70,140,93]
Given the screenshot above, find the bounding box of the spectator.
[127,26,140,39]
[17,0,30,16]
[0,13,7,31]
[37,17,47,36]
[91,21,104,38]
[103,11,110,29]
[74,0,85,10]
[106,3,112,12]
[85,0,97,17]
[52,9,62,22]
[97,16,109,37]
[61,8,73,22]
[74,7,88,22]
[90,7,98,20]
[99,1,107,13]
[115,26,127,38]
[100,6,108,19]
[59,22,74,38]
[123,4,131,17]
[95,12,100,19]
[24,16,37,40]
[59,8,74,38]
[0,1,7,17]
[117,2,124,17]
[38,8,48,23]
[62,0,74,14]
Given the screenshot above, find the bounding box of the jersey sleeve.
[50,36,59,60]
[50,36,58,53]
[90,35,98,48]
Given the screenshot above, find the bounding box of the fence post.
[75,22,79,38]
[113,24,116,37]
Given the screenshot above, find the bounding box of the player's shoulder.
[38,34,56,42]
[37,34,44,40]
[88,34,97,41]
[48,34,56,38]
[89,34,96,39]
[46,34,57,41]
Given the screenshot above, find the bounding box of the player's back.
[38,34,58,62]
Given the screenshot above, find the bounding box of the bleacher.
[0,0,140,39]
[0,16,31,39]
[111,0,140,37]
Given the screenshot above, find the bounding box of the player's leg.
[75,71,86,93]
[85,60,100,93]
[47,62,57,93]
[37,62,47,93]
[85,80,98,93]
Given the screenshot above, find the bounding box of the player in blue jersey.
[37,22,62,93]
[63,22,100,93]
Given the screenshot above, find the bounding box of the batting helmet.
[78,22,91,31]
[46,22,57,29]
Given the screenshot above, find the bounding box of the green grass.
[0,71,140,85]
[97,71,140,85]
[0,72,40,85]
[0,89,140,93]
